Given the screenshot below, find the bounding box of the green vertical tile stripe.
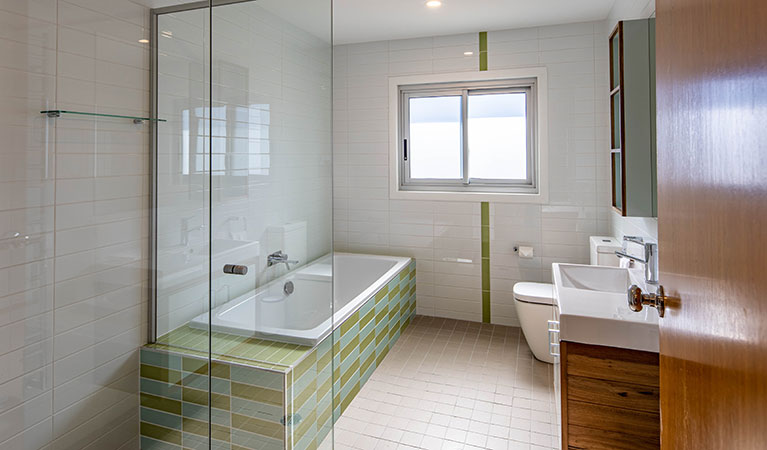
[479,30,491,323]
[481,201,491,323]
[479,31,488,71]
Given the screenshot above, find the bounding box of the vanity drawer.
[567,375,659,413]
[560,341,660,449]
[568,424,660,450]
[567,400,660,440]
[565,341,659,387]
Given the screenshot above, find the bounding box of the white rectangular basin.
[557,264,629,294]
[553,263,659,353]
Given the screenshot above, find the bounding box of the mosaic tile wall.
[140,260,416,450]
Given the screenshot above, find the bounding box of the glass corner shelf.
[41,110,167,124]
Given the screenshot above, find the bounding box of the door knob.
[223,264,248,275]
[628,285,666,317]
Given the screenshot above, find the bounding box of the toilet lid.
[513,282,555,305]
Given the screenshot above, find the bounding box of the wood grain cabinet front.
[560,341,660,450]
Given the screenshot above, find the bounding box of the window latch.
[403,139,408,161]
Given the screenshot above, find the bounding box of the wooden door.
[656,0,767,448]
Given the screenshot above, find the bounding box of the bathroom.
[1,0,765,449]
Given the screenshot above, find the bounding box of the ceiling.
[140,0,619,45]
[333,0,618,44]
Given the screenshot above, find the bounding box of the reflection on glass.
[611,33,621,90]
[468,93,527,180]
[155,6,209,344]
[611,92,621,149]
[408,96,462,179]
[206,0,333,360]
[153,1,333,448]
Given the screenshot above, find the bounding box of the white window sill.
[389,188,548,204]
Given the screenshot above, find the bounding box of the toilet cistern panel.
[589,235,622,266]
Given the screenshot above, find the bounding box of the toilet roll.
[518,245,534,259]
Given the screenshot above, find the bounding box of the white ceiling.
[142,0,620,45]
[333,0,618,45]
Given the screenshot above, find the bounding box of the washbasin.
[553,263,659,352]
[557,264,629,294]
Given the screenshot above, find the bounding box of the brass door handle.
[628,285,666,317]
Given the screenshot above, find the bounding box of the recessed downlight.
[138,39,149,44]
[464,51,474,56]
[426,0,442,8]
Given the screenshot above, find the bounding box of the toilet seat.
[513,282,555,305]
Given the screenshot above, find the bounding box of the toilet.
[513,236,622,363]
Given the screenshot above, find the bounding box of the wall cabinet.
[560,341,660,449]
[609,19,657,217]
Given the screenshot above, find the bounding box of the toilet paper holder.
[513,245,535,258]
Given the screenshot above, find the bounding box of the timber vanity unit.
[551,263,660,449]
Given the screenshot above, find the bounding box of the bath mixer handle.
[223,264,248,275]
[267,251,299,270]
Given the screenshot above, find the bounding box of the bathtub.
[188,253,412,346]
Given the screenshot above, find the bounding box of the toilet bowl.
[513,282,556,363]
[514,236,623,364]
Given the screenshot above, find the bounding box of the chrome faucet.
[267,250,298,270]
[615,236,659,285]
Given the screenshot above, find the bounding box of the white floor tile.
[334,316,559,450]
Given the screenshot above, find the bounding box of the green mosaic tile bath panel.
[289,259,417,450]
[140,259,416,450]
[140,350,286,450]
[149,326,313,372]
[332,259,416,422]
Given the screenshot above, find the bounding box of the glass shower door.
[209,1,334,450]
[149,1,332,449]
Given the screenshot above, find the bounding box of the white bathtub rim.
[288,253,412,369]
[188,252,413,350]
[331,253,412,329]
[258,253,412,347]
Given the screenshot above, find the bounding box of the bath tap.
[267,250,299,270]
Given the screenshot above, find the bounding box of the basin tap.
[615,236,658,285]
[267,250,299,270]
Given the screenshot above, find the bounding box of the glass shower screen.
[149,1,332,449]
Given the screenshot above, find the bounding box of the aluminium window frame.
[398,78,538,194]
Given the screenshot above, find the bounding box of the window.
[395,74,544,198]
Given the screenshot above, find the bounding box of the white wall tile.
[334,22,611,327]
[0,1,151,448]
